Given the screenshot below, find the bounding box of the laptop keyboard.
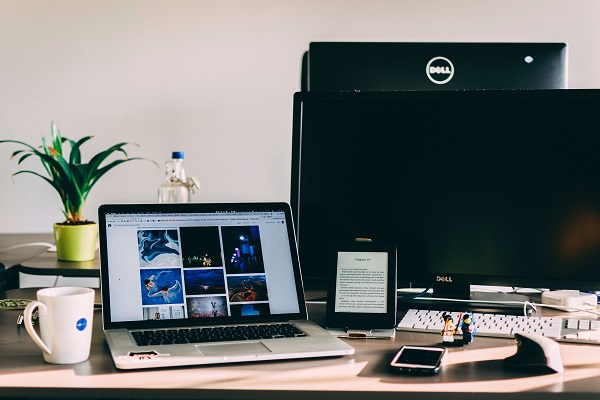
[131,323,308,346]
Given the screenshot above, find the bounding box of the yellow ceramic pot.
[53,223,98,261]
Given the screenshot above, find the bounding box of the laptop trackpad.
[196,342,271,357]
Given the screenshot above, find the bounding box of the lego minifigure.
[441,312,456,343]
[459,312,476,345]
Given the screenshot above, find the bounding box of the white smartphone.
[389,345,446,374]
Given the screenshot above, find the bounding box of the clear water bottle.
[158,152,192,203]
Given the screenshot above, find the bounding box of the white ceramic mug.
[24,287,95,364]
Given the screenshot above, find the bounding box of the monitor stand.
[397,280,535,315]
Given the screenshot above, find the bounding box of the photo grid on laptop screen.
[103,210,301,324]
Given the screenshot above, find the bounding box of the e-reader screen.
[334,251,389,314]
[326,243,396,330]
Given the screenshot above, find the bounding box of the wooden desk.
[2,288,600,399]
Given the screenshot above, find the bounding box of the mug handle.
[24,300,52,355]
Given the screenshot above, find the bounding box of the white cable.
[525,301,537,315]
[533,302,600,317]
[410,295,600,317]
[309,296,600,317]
[412,296,532,307]
[0,242,55,252]
[411,296,537,317]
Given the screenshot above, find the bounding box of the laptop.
[98,202,354,370]
[303,42,567,91]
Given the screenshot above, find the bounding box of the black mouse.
[503,333,564,373]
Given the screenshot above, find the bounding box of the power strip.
[541,290,597,311]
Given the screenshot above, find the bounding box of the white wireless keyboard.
[397,309,600,344]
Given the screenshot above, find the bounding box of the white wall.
[1,0,599,233]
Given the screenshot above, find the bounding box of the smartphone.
[390,345,446,374]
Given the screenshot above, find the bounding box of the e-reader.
[326,241,397,331]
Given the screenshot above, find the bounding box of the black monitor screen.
[291,89,600,293]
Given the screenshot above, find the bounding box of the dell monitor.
[303,42,568,91]
[291,89,600,301]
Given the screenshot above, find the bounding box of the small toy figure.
[459,312,476,345]
[441,312,457,343]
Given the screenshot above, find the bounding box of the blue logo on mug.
[76,318,87,331]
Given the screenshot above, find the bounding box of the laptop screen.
[99,203,306,329]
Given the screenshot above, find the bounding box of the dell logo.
[436,275,453,283]
[426,56,454,85]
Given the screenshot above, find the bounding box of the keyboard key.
[567,319,579,329]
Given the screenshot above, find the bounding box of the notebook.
[98,202,354,370]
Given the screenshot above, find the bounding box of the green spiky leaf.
[1,122,156,223]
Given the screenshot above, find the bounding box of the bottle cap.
[172,151,184,159]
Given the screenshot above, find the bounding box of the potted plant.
[1,122,155,261]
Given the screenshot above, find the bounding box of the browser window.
[104,211,300,323]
